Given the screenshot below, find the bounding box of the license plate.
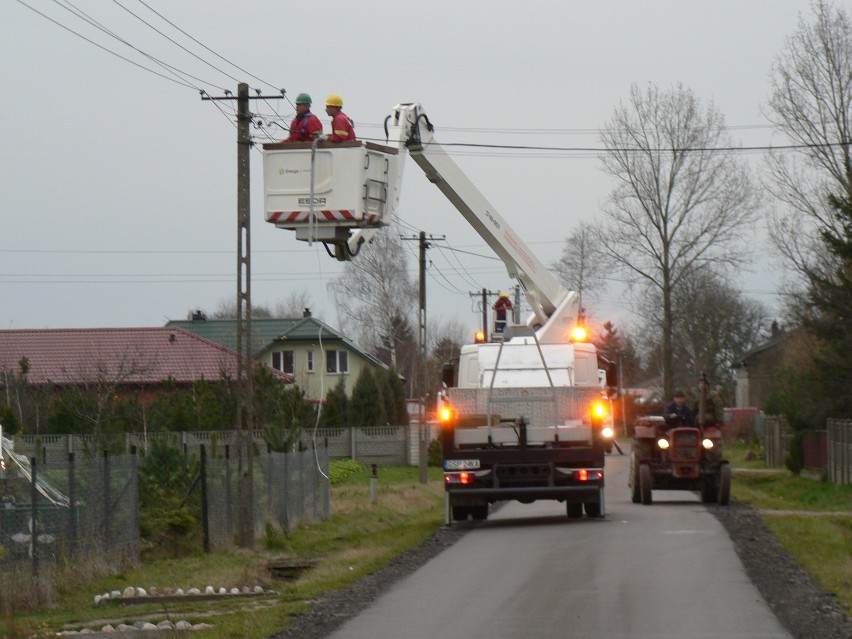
[445,459,481,470]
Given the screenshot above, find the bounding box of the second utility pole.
[419,231,428,484]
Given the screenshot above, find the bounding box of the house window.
[272,350,294,374]
[326,350,349,374]
[306,350,314,373]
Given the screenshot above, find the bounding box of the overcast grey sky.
[1,1,810,337]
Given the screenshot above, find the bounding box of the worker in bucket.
[324,94,356,142]
[493,292,513,335]
[283,93,323,142]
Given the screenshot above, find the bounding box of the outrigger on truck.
[262,102,617,522]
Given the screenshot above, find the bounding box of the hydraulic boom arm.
[385,103,579,339]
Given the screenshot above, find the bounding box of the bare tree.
[765,0,852,282]
[552,223,609,311]
[329,228,417,365]
[634,271,770,403]
[595,82,758,398]
[273,290,315,319]
[209,299,273,319]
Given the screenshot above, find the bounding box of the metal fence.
[14,425,412,467]
[764,416,852,485]
[763,415,792,468]
[202,445,330,551]
[0,451,138,614]
[827,419,852,485]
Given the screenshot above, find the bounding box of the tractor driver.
[663,389,695,428]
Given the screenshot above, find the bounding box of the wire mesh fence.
[0,450,138,614]
[202,445,330,551]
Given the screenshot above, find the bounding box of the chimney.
[192,310,208,322]
[303,308,312,318]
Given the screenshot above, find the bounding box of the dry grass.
[0,464,445,639]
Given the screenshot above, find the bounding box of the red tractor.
[629,415,731,505]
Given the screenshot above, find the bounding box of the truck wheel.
[584,502,602,518]
[639,464,653,505]
[701,476,718,503]
[452,506,470,521]
[566,502,583,519]
[471,505,489,521]
[631,460,641,503]
[718,464,732,506]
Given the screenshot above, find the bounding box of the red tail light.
[573,469,603,482]
[445,471,475,485]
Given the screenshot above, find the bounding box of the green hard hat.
[295,92,312,105]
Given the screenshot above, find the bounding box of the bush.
[427,438,443,467]
[785,432,804,476]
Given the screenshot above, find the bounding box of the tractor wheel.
[702,476,718,503]
[566,502,584,519]
[718,464,732,506]
[639,464,653,505]
[584,502,602,518]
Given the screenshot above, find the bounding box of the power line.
[109,0,242,84]
[50,0,224,89]
[133,0,281,92]
[16,0,197,90]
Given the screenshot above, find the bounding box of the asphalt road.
[326,451,792,639]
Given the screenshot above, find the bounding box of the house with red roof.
[0,327,292,404]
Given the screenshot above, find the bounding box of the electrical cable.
[110,0,243,84]
[51,0,221,89]
[133,0,282,92]
[15,0,197,90]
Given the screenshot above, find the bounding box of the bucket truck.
[263,103,615,522]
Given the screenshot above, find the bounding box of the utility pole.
[481,288,488,339]
[235,82,253,548]
[419,231,428,484]
[202,83,284,547]
[403,232,442,484]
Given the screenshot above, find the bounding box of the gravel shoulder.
[710,502,852,639]
[274,504,852,639]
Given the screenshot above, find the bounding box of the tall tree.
[329,228,417,364]
[320,377,349,428]
[765,0,852,282]
[552,223,609,310]
[594,82,758,398]
[799,191,852,417]
[349,368,387,428]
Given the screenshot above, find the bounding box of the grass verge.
[727,442,852,615]
[1,463,446,639]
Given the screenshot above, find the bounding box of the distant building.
[0,327,291,403]
[733,322,798,410]
[165,314,388,401]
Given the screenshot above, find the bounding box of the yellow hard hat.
[325,94,343,107]
[500,292,510,298]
